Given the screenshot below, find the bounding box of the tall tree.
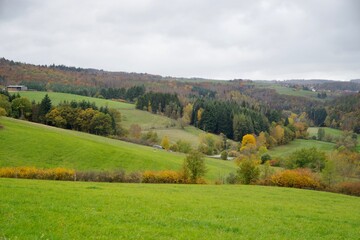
[39,94,52,122]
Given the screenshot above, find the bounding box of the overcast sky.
[0,0,359,80]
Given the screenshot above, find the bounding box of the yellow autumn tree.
[242,134,256,146]
[257,131,267,148]
[182,103,193,125]
[197,108,204,122]
[161,136,170,150]
[271,125,285,145]
[240,134,257,154]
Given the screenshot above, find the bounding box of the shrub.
[269,159,280,167]
[169,143,179,152]
[286,147,327,172]
[183,150,207,183]
[261,153,272,164]
[75,171,98,182]
[74,169,133,183]
[226,172,239,184]
[176,140,192,153]
[334,182,360,196]
[142,170,182,184]
[270,169,321,189]
[127,171,142,183]
[237,159,260,184]
[228,150,240,158]
[220,151,228,160]
[0,167,75,181]
[323,134,332,142]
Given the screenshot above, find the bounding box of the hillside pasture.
[268,139,335,159]
[16,91,134,109]
[0,117,235,181]
[1,178,359,239]
[308,127,344,139]
[308,127,359,152]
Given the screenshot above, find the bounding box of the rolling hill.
[16,91,210,146]
[0,117,235,181]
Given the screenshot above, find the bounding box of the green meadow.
[17,91,204,144]
[268,139,335,159]
[17,91,134,109]
[0,117,235,181]
[308,127,359,152]
[308,127,344,138]
[1,178,359,239]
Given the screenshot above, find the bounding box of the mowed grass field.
[0,117,235,181]
[1,178,360,239]
[268,139,335,159]
[17,91,204,145]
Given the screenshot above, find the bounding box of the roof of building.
[7,85,27,88]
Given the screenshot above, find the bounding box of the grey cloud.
[0,0,359,80]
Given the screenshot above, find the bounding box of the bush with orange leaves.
[270,168,321,190]
[0,167,75,181]
[334,182,360,196]
[142,170,187,184]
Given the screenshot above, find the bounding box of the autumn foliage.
[334,182,360,196]
[142,170,186,184]
[0,167,75,181]
[270,169,321,189]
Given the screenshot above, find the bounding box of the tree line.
[0,92,122,136]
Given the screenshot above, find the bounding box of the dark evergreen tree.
[39,94,52,122]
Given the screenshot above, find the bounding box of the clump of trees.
[136,92,182,119]
[0,93,123,137]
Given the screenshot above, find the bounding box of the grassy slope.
[17,91,205,145]
[268,139,335,159]
[308,127,359,152]
[1,178,359,239]
[308,127,344,138]
[17,91,134,109]
[0,117,235,181]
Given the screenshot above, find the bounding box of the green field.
[17,91,134,109]
[0,117,235,181]
[308,127,360,152]
[1,178,359,239]
[268,139,335,159]
[308,127,344,138]
[17,91,204,145]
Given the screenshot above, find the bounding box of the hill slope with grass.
[16,91,209,146]
[0,117,235,181]
[268,139,335,159]
[1,178,359,239]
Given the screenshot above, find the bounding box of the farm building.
[6,85,28,91]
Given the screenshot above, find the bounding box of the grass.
[252,82,339,100]
[17,91,134,109]
[308,127,344,138]
[268,139,335,159]
[0,117,235,181]
[17,91,203,145]
[1,178,359,239]
[308,127,360,152]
